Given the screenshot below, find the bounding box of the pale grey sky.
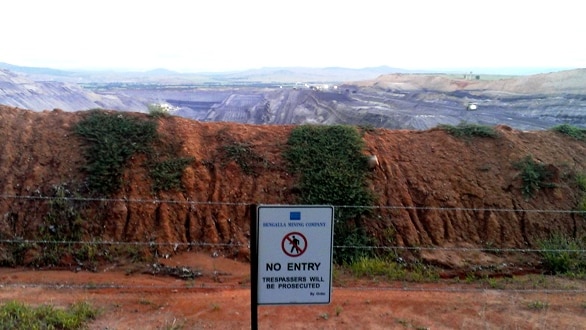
[2,0,584,73]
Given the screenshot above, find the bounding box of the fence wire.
[1,194,585,294]
[2,194,586,214]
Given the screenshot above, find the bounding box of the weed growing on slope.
[574,173,586,218]
[149,157,194,191]
[538,234,586,277]
[283,125,375,264]
[512,155,556,199]
[75,111,157,196]
[220,142,267,176]
[551,124,586,141]
[75,111,193,195]
[437,123,498,138]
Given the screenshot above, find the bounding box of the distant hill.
[355,69,586,95]
[0,62,73,77]
[0,69,145,111]
[0,62,416,84]
[217,66,415,83]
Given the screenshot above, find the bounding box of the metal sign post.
[251,204,334,328]
[250,204,259,330]
[254,204,333,306]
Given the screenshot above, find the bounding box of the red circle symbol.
[282,232,307,257]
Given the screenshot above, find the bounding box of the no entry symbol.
[282,232,307,257]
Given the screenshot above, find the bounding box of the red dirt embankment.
[1,106,585,270]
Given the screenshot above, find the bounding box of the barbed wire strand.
[0,239,584,253]
[2,194,586,214]
[0,196,584,297]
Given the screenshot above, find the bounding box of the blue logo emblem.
[289,212,301,221]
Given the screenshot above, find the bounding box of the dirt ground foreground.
[1,252,585,329]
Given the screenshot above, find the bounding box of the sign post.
[255,205,334,306]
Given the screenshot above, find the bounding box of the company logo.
[289,211,301,221]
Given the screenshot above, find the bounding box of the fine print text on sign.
[257,205,334,305]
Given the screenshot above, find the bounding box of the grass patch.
[512,155,556,199]
[538,234,586,276]
[0,300,98,330]
[527,300,549,310]
[551,124,586,141]
[347,256,439,282]
[283,125,375,264]
[149,157,194,191]
[437,123,498,138]
[219,142,267,176]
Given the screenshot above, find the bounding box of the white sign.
[256,205,334,305]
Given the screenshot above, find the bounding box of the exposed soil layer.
[1,106,586,272]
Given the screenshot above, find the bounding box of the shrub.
[283,125,375,264]
[437,123,498,138]
[539,234,586,275]
[220,142,267,176]
[513,155,556,199]
[576,173,586,191]
[35,184,86,267]
[575,173,586,218]
[551,124,586,141]
[149,157,194,191]
[147,103,170,118]
[75,111,157,196]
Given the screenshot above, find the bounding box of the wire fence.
[1,194,585,294]
[1,282,585,294]
[2,194,586,214]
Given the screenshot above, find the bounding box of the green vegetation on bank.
[437,123,499,138]
[576,173,586,217]
[0,301,98,330]
[75,111,157,195]
[149,157,194,191]
[347,256,439,282]
[75,111,192,195]
[220,142,268,176]
[283,125,375,264]
[538,234,586,277]
[513,155,556,199]
[551,124,586,141]
[147,103,170,118]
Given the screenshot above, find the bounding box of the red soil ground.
[1,252,585,329]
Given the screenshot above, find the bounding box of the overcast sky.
[2,0,584,73]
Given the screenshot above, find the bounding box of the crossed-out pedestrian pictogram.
[281,232,307,257]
